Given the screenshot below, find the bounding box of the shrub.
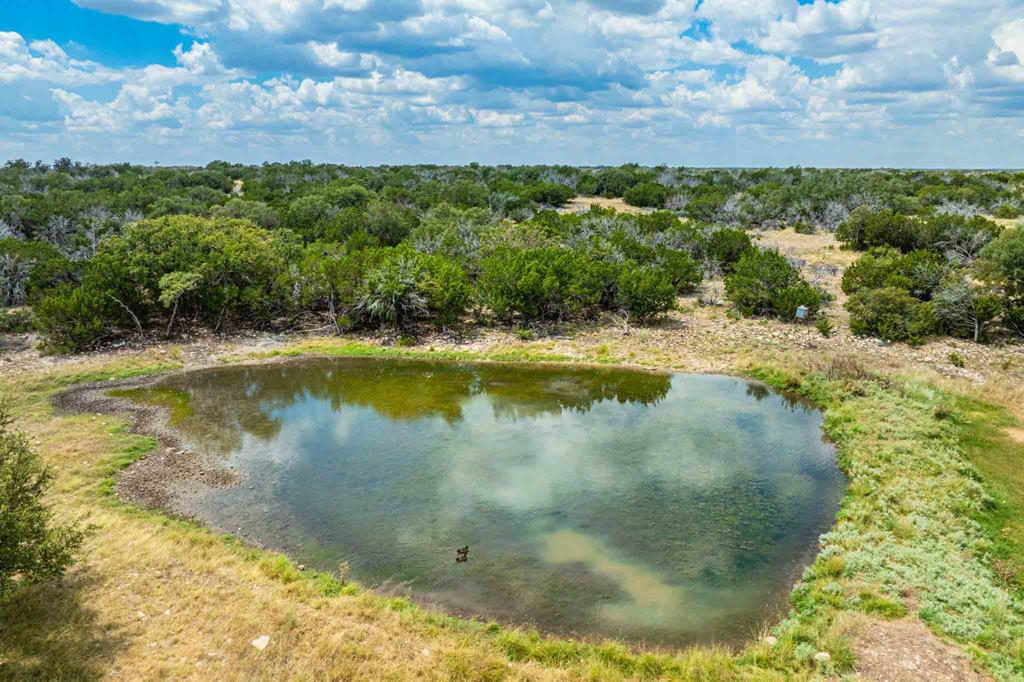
[980,226,1024,300]
[816,317,834,337]
[208,198,280,229]
[623,182,669,208]
[356,255,427,332]
[364,201,419,246]
[419,254,470,327]
[685,192,728,223]
[0,398,85,598]
[147,195,204,218]
[657,249,703,292]
[0,308,34,333]
[524,183,575,207]
[1005,305,1024,339]
[846,286,939,343]
[34,216,302,350]
[321,183,373,210]
[701,228,753,271]
[837,208,1001,257]
[0,238,76,306]
[836,207,916,252]
[476,248,610,322]
[993,204,1022,219]
[841,247,946,300]
[283,196,335,241]
[932,275,1002,342]
[615,262,676,322]
[34,283,113,352]
[724,248,821,320]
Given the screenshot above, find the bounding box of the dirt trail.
[852,618,991,681]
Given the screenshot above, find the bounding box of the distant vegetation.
[0,159,1021,351]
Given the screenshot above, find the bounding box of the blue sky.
[1,0,1023,167]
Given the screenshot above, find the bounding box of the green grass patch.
[953,395,1024,595]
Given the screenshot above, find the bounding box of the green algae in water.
[110,386,194,425]
[120,358,844,648]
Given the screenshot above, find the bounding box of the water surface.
[120,358,844,648]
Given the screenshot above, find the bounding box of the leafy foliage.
[725,249,822,319]
[0,398,85,598]
[846,287,939,344]
[476,248,609,322]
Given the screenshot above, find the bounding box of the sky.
[0,0,1023,168]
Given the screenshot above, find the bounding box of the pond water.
[118,358,844,648]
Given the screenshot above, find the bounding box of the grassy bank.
[0,340,1022,680]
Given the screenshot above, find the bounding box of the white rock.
[421,648,430,657]
[813,651,831,663]
[251,635,270,651]
[763,635,777,646]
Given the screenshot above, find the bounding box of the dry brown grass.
[557,196,655,215]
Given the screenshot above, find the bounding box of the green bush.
[283,195,335,241]
[837,208,1001,256]
[846,286,939,343]
[657,249,703,293]
[980,226,1024,300]
[684,192,727,223]
[419,254,470,327]
[0,238,76,306]
[841,247,946,300]
[476,248,609,322]
[321,183,373,210]
[35,216,301,350]
[0,308,34,333]
[815,317,834,337]
[836,207,917,252]
[615,262,676,322]
[623,182,669,208]
[0,398,85,598]
[724,248,821,320]
[364,201,419,246]
[993,204,1022,219]
[701,228,752,271]
[524,182,575,207]
[209,198,280,229]
[932,275,1002,342]
[34,284,113,352]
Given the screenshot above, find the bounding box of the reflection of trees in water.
[158,359,673,451]
[745,381,815,412]
[478,365,671,419]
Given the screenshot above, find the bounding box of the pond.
[117,357,844,648]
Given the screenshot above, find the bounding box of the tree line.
[1,159,1021,349]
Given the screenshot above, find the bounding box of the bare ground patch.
[557,196,655,215]
[852,618,992,681]
[53,376,240,510]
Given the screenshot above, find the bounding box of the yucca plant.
[356,256,427,333]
